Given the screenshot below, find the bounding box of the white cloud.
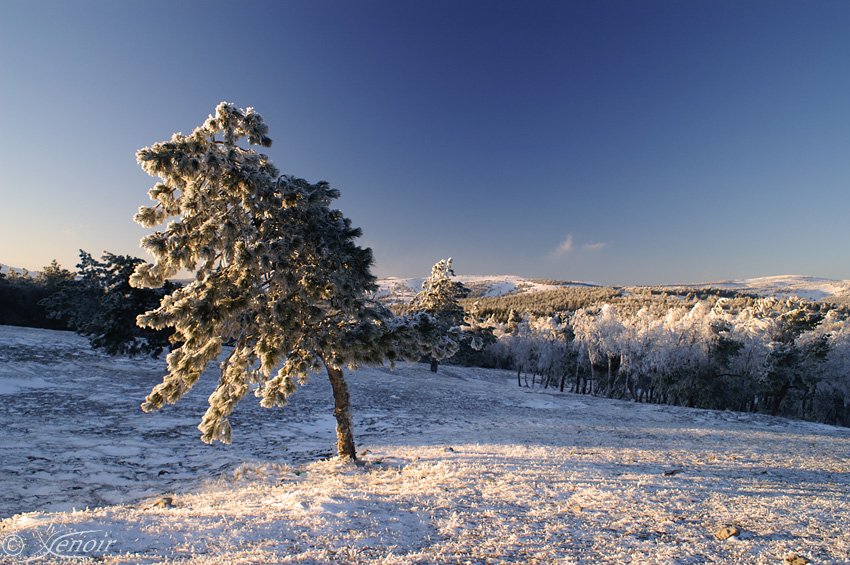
[555,234,574,256]
[583,242,607,251]
[552,235,608,258]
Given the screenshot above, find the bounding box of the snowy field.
[1,326,849,563]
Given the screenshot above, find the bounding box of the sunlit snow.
[1,325,848,563]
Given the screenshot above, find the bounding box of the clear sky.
[2,0,849,285]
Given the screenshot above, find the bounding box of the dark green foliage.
[466,286,771,323]
[0,261,73,329]
[465,287,623,321]
[446,333,497,367]
[637,286,759,301]
[42,250,177,356]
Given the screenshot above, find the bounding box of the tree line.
[478,296,850,426]
[1,252,176,356]
[0,260,74,329]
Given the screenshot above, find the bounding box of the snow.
[375,275,591,305]
[1,325,849,563]
[0,263,27,276]
[689,275,850,302]
[376,273,850,305]
[481,280,517,297]
[0,375,49,395]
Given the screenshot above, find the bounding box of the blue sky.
[2,0,849,285]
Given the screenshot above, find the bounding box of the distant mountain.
[375,275,600,306]
[671,275,850,303]
[376,274,850,305]
[0,263,27,276]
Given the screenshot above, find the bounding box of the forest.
[474,293,850,426]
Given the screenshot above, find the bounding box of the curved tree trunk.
[323,359,357,461]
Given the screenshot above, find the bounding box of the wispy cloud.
[555,234,574,256]
[552,234,608,258]
[583,242,607,251]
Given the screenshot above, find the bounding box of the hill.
[665,275,850,303]
[374,275,598,307]
[1,325,848,563]
[376,274,850,312]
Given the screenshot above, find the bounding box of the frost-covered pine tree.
[131,102,451,460]
[406,258,470,372]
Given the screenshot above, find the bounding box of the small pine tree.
[131,102,453,460]
[36,259,74,287]
[407,258,471,371]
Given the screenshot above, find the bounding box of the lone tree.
[131,102,452,460]
[407,258,471,371]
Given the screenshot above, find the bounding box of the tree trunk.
[430,358,439,372]
[769,382,790,416]
[323,359,357,461]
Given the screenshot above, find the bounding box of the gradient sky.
[2,0,850,285]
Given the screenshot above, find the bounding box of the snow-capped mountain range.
[376,274,850,304]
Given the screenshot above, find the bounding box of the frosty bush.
[131,102,454,460]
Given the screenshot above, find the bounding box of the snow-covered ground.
[1,325,849,563]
